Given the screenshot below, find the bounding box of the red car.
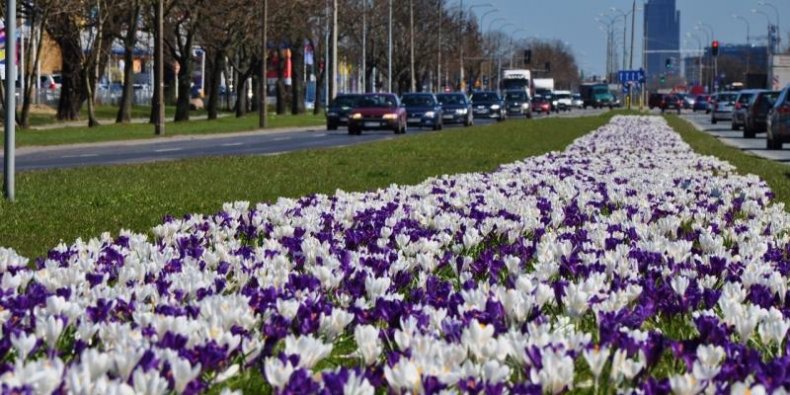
[347,93,407,135]
[531,96,551,114]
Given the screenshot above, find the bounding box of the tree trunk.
[206,49,224,120]
[117,6,140,123]
[234,75,248,117]
[290,40,305,115]
[56,41,84,121]
[20,16,46,129]
[175,62,193,121]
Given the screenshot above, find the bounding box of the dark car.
[648,93,664,110]
[531,96,551,114]
[693,95,709,112]
[401,93,443,130]
[436,92,473,126]
[326,93,361,130]
[347,93,407,135]
[711,92,737,124]
[731,90,761,131]
[503,90,532,118]
[743,90,780,138]
[766,85,790,150]
[661,95,683,114]
[470,91,506,121]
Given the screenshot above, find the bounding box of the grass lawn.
[23,104,209,127]
[1,112,325,148]
[665,115,790,209]
[0,112,615,259]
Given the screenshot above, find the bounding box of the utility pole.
[629,0,635,69]
[330,0,338,100]
[362,0,366,92]
[4,0,17,201]
[259,0,268,128]
[459,0,464,92]
[154,0,164,136]
[409,0,415,92]
[437,0,442,93]
[388,0,392,92]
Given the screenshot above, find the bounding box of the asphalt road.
[679,111,790,165]
[0,107,605,172]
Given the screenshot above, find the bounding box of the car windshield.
[763,91,781,105]
[719,93,737,103]
[556,93,571,99]
[401,95,435,106]
[472,92,498,101]
[332,96,359,109]
[52,75,62,84]
[358,95,397,108]
[737,93,754,103]
[532,97,545,103]
[437,94,465,105]
[505,92,527,101]
[572,94,581,99]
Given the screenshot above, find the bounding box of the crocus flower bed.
[2,115,789,394]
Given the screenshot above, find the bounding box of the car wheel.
[767,133,781,150]
[327,122,338,131]
[348,126,359,135]
[731,121,739,131]
[711,116,717,124]
[744,126,756,139]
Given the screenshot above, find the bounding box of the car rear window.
[505,92,526,101]
[437,94,464,105]
[737,93,753,103]
[719,93,736,102]
[333,96,359,108]
[402,95,435,106]
[472,93,498,101]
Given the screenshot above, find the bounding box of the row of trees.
[2,0,580,129]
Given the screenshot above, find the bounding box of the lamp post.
[479,9,497,34]
[610,7,629,70]
[696,23,713,91]
[4,0,16,201]
[732,14,751,45]
[758,1,781,51]
[686,32,703,87]
[508,28,526,68]
[484,17,505,89]
[460,3,492,91]
[388,0,392,92]
[752,8,774,53]
[597,15,617,82]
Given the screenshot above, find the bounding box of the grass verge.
[0,112,615,259]
[665,115,790,208]
[1,112,325,148]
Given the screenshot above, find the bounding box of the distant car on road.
[471,91,506,121]
[531,96,551,114]
[743,90,780,138]
[347,93,407,135]
[678,93,695,109]
[693,95,709,112]
[326,93,361,130]
[554,90,573,111]
[766,84,790,150]
[571,93,584,109]
[503,90,532,118]
[710,92,737,124]
[401,93,443,130]
[436,92,473,126]
[661,94,683,114]
[731,90,761,131]
[648,93,664,110]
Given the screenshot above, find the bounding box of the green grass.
[24,105,203,127]
[0,113,615,259]
[1,113,325,148]
[665,115,790,208]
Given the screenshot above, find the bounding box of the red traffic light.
[712,40,719,48]
[711,40,719,56]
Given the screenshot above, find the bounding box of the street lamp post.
[696,23,713,91]
[388,0,392,92]
[758,1,781,51]
[686,32,703,87]
[4,0,16,201]
[610,8,629,70]
[732,14,751,45]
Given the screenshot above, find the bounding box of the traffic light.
[523,50,532,65]
[712,40,719,57]
[660,74,666,84]
[665,58,672,69]
[545,62,551,73]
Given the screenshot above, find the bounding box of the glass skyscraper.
[644,0,680,88]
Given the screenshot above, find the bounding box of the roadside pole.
[4,0,17,201]
[259,0,267,128]
[154,0,164,135]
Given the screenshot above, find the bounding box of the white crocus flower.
[758,308,790,347]
[36,316,65,350]
[168,356,201,394]
[692,344,725,382]
[132,367,170,395]
[319,308,355,340]
[530,349,574,394]
[263,357,295,391]
[354,325,382,366]
[10,332,37,361]
[669,373,702,395]
[583,346,610,379]
[284,334,333,369]
[343,371,375,395]
[384,359,421,392]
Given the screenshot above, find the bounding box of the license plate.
[364,121,380,128]
[443,115,454,119]
[340,117,348,122]
[477,105,485,109]
[408,118,420,123]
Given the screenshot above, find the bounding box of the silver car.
[710,92,737,125]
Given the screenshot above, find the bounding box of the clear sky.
[464,0,790,77]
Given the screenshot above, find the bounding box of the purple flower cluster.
[1,116,788,394]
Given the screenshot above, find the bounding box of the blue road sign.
[618,69,645,84]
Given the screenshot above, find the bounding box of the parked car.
[743,90,780,138]
[710,92,737,124]
[731,90,761,131]
[648,93,665,110]
[436,92,473,126]
[693,95,710,113]
[531,96,551,114]
[661,94,683,114]
[40,74,62,91]
[766,84,790,150]
[347,93,407,135]
[325,93,361,130]
[470,91,506,121]
[503,90,532,118]
[401,93,443,130]
[678,93,695,109]
[571,93,584,109]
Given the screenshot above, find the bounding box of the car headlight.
[424,111,435,118]
[327,112,338,117]
[382,113,398,120]
[351,113,363,120]
[455,108,467,115]
[521,103,529,109]
[490,104,500,110]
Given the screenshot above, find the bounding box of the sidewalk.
[27,113,231,130]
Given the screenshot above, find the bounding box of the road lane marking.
[154,148,182,153]
[79,154,98,158]
[272,137,291,141]
[221,142,244,147]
